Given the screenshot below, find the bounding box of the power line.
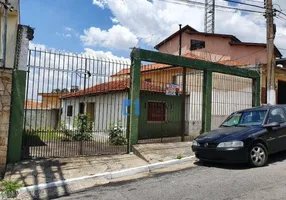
[242,0,264,4]
[275,15,286,22]
[276,9,286,18]
[159,0,265,14]
[222,0,265,10]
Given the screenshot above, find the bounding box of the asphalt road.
[58,151,286,200]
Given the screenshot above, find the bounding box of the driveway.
[57,150,286,200]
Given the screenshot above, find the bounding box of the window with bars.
[147,101,167,122]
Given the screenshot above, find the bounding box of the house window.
[190,40,205,50]
[79,102,85,114]
[145,78,152,83]
[147,101,167,122]
[172,76,177,84]
[67,105,73,117]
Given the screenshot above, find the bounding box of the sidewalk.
[3,142,195,199]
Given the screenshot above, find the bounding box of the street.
[58,151,286,200]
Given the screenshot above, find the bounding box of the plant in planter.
[2,180,23,198]
[109,121,127,145]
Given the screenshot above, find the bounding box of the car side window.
[267,108,286,124]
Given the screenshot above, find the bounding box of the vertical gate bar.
[30,49,37,157]
[35,49,41,157]
[126,58,132,152]
[181,67,186,142]
[60,53,65,156]
[46,50,51,152]
[50,51,57,157]
[79,58,88,155]
[202,70,212,133]
[91,59,95,154]
[253,77,261,107]
[23,50,31,158]
[129,57,141,149]
[40,50,46,158]
[62,53,68,157]
[178,24,186,142]
[55,52,61,157]
[72,55,79,156]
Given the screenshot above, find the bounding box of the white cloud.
[29,42,47,50]
[65,34,72,38]
[93,0,106,9]
[110,17,119,23]
[91,0,286,56]
[56,32,72,38]
[80,25,138,50]
[83,48,130,63]
[64,26,73,31]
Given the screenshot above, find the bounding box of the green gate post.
[253,77,261,107]
[7,25,32,162]
[129,53,141,151]
[202,70,212,133]
[8,70,26,162]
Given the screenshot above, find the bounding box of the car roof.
[235,105,286,113]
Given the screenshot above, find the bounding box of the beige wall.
[0,1,19,172]
[158,32,268,65]
[41,94,64,109]
[0,2,19,69]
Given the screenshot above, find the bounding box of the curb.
[14,155,195,198]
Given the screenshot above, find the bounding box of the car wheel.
[248,143,268,167]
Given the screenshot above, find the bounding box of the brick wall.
[0,69,12,173]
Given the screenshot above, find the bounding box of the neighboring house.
[60,79,182,140]
[154,25,286,105]
[59,51,252,138]
[24,91,68,130]
[24,100,59,130]
[111,52,252,135]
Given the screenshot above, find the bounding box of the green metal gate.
[128,48,260,148]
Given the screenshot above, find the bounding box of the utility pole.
[265,0,276,105]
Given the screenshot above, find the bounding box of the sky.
[21,0,286,60]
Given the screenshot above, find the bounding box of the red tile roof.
[61,79,165,98]
[25,100,44,109]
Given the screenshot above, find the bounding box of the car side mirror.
[263,122,280,129]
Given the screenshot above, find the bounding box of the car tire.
[248,143,268,167]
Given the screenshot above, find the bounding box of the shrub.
[71,113,93,141]
[2,180,23,198]
[109,121,127,146]
[70,132,92,141]
[73,113,93,132]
